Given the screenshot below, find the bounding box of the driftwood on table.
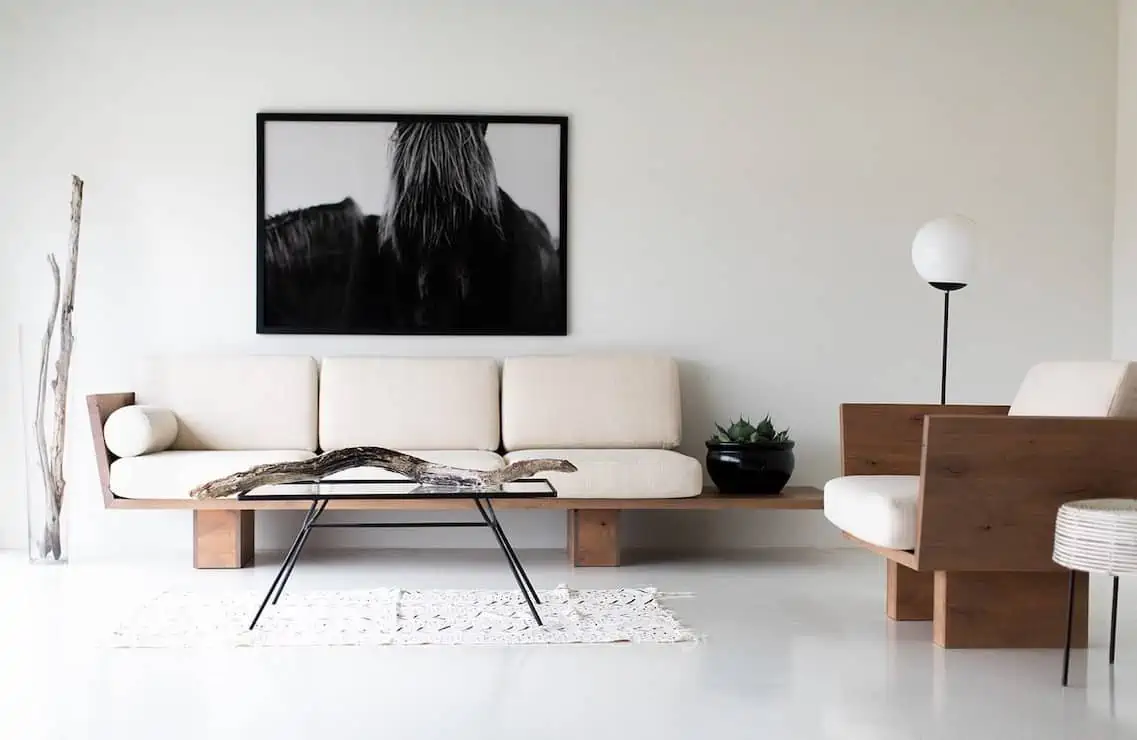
[190,446,578,500]
[32,175,84,560]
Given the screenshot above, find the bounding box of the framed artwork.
[256,112,568,335]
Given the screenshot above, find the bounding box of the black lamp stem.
[940,290,950,405]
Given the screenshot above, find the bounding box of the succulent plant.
[709,415,791,444]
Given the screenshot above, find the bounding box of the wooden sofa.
[87,355,822,569]
[825,362,1137,649]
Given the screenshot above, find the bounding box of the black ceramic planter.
[705,441,796,494]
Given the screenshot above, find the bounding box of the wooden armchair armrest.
[840,403,1009,476]
[86,392,135,507]
[916,414,1137,572]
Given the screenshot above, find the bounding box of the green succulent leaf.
[711,414,793,444]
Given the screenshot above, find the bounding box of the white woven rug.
[110,586,698,647]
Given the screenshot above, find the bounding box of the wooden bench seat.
[89,393,821,568]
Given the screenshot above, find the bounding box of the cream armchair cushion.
[823,476,920,550]
[1009,361,1137,417]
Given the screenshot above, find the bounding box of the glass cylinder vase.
[19,323,70,564]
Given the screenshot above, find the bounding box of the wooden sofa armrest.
[916,414,1137,572]
[840,403,1009,476]
[86,392,135,507]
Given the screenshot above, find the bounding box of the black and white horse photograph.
[257,113,567,335]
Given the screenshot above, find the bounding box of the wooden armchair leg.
[193,510,255,569]
[933,570,1088,649]
[887,561,934,621]
[568,510,621,566]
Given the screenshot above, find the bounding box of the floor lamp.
[911,215,977,405]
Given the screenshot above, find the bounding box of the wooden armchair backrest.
[840,404,1009,477]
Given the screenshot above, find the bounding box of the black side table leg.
[1063,569,1077,687]
[1110,576,1120,666]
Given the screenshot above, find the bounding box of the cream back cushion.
[103,406,178,458]
[318,357,501,451]
[501,354,682,450]
[1009,361,1137,418]
[137,355,318,451]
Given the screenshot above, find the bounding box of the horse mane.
[381,122,503,261]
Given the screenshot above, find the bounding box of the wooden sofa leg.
[193,510,255,569]
[933,570,1088,648]
[568,510,620,566]
[886,561,934,621]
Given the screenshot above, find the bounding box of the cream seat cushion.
[324,451,505,480]
[110,449,315,500]
[823,475,920,550]
[503,449,702,499]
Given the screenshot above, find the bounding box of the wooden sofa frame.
[88,393,823,569]
[840,403,1137,649]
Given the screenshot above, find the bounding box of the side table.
[1053,498,1137,686]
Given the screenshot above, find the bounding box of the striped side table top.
[1053,498,1137,576]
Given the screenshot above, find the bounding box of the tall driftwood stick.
[191,446,577,499]
[32,175,83,560]
[33,257,62,557]
[51,176,84,508]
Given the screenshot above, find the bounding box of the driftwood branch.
[51,175,84,510]
[32,175,83,560]
[34,256,62,556]
[190,446,577,499]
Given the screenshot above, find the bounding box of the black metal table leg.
[476,498,540,604]
[1110,576,1120,666]
[475,496,543,626]
[271,499,328,605]
[1063,569,1077,686]
[248,498,326,630]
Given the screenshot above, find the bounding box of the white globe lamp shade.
[911,215,976,289]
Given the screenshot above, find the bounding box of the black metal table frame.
[241,480,555,631]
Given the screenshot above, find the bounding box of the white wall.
[0,0,1119,560]
[1117,0,1137,359]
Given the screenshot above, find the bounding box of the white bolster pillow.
[103,405,179,458]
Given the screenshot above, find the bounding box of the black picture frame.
[256,112,569,336]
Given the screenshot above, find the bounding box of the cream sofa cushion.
[324,450,505,480]
[823,475,920,550]
[501,354,682,451]
[137,355,318,451]
[1009,361,1137,417]
[319,357,500,451]
[504,449,701,499]
[103,406,178,458]
[109,449,315,499]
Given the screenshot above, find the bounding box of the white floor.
[2,547,1134,740]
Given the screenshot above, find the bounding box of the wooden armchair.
[825,362,1137,648]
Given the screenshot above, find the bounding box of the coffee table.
[237,478,557,630]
